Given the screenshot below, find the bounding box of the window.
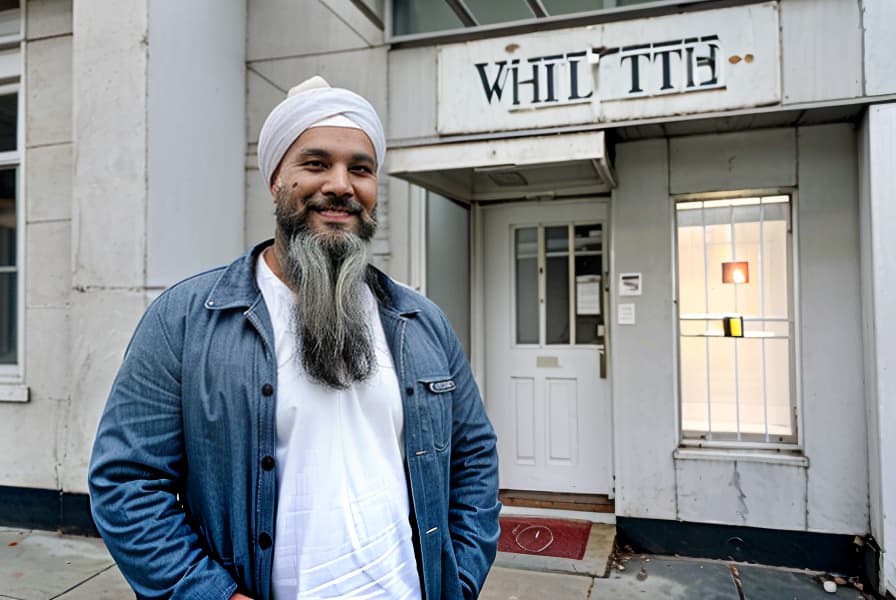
[0,1,18,40]
[391,0,710,37]
[0,89,17,367]
[0,1,20,374]
[676,194,795,445]
[514,222,603,346]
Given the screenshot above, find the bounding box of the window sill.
[0,384,29,403]
[673,447,808,468]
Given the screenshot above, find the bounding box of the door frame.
[471,197,615,497]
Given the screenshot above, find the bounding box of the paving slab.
[596,556,740,600]
[494,522,615,577]
[55,566,133,600]
[0,528,116,600]
[1,526,875,600]
[736,563,871,599]
[481,566,593,600]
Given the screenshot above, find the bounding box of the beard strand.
[274,193,377,390]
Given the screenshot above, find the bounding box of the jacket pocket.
[418,375,454,452]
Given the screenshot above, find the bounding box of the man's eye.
[303,160,326,168]
[351,165,374,174]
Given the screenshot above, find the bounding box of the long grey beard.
[278,228,376,390]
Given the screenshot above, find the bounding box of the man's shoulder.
[157,265,229,303]
[373,269,443,316]
[381,275,422,302]
[154,242,266,310]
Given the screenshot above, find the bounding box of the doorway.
[482,199,612,494]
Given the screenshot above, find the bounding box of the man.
[88,76,501,600]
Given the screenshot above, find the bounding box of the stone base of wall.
[0,485,97,536]
[617,516,880,595]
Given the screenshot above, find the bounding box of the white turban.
[257,76,386,186]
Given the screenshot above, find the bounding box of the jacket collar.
[204,239,272,310]
[366,264,421,319]
[204,238,422,318]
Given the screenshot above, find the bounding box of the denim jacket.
[88,240,501,600]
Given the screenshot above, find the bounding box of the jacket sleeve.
[440,312,502,599]
[88,294,238,600]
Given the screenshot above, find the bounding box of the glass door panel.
[544,226,569,344]
[515,227,539,344]
[574,223,602,344]
[514,221,604,347]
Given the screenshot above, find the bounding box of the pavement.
[0,524,878,599]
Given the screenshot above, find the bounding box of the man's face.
[271,126,378,240]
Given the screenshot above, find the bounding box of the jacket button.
[261,456,275,471]
[258,532,272,549]
[406,387,414,396]
[262,383,274,396]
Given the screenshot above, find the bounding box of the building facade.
[1,0,894,596]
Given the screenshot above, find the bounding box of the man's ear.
[270,176,282,198]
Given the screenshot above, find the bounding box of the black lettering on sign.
[475,61,511,103]
[472,33,725,107]
[566,51,593,101]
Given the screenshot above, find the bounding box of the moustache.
[276,195,365,234]
[274,185,377,243]
[304,195,365,216]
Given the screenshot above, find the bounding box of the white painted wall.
[668,128,796,194]
[610,138,678,519]
[859,103,896,594]
[425,192,470,354]
[797,124,867,534]
[857,105,880,577]
[612,127,867,535]
[675,457,807,529]
[146,1,246,287]
[247,0,383,63]
[388,47,437,142]
[862,0,896,97]
[780,0,862,104]
[384,178,416,285]
[67,0,152,493]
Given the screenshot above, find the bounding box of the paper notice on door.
[576,275,601,315]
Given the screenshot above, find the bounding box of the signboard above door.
[436,2,780,135]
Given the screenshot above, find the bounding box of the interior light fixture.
[722,261,749,284]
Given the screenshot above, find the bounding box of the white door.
[484,199,611,494]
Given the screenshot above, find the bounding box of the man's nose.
[321,165,352,196]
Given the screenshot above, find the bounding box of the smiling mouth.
[315,208,357,221]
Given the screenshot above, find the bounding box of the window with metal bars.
[675,194,796,446]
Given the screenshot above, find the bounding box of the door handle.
[597,343,606,379]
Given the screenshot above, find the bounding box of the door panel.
[512,377,536,464]
[484,199,611,494]
[546,378,576,463]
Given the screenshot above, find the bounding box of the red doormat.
[498,516,592,560]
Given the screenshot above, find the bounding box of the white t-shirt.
[256,252,422,600]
